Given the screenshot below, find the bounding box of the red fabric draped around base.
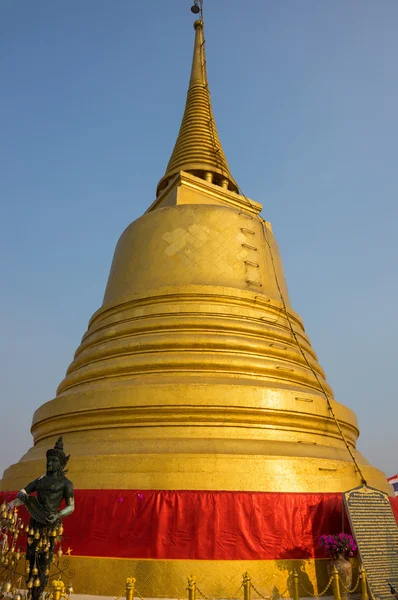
[3,490,398,560]
[70,490,343,560]
[391,495,398,522]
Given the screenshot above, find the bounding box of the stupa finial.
[156,4,238,196]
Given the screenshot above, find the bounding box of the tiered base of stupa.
[0,489,396,596]
[31,491,398,597]
[1,448,395,596]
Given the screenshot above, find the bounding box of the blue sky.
[1,0,397,480]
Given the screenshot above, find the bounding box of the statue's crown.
[46,436,70,468]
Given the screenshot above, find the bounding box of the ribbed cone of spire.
[156,20,238,196]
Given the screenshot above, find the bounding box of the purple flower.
[318,533,356,558]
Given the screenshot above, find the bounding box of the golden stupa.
[1,10,391,597]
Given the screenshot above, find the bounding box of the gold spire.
[156,19,238,196]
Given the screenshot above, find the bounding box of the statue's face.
[46,455,61,474]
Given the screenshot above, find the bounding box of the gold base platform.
[54,556,355,598]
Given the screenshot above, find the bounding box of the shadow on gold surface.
[57,556,342,598]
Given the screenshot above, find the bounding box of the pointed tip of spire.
[156,13,238,197]
[189,18,207,88]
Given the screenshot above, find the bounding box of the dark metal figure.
[9,437,74,600]
[388,583,398,599]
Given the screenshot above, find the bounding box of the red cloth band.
[3,490,397,560]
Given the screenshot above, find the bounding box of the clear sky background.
[1,1,397,481]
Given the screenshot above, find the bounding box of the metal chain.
[339,572,361,593]
[227,155,368,486]
[224,581,244,600]
[196,585,214,600]
[250,580,271,599]
[318,574,335,598]
[250,582,289,600]
[296,577,316,597]
[260,219,367,485]
[195,583,245,600]
[297,571,334,597]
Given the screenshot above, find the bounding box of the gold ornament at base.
[2,581,12,593]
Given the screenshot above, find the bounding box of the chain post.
[359,566,369,600]
[126,577,136,600]
[53,587,61,600]
[187,575,197,600]
[292,570,299,600]
[332,566,342,600]
[52,580,65,600]
[243,572,251,600]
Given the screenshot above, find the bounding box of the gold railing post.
[187,575,196,600]
[333,566,342,600]
[243,572,251,600]
[126,577,136,600]
[359,566,369,600]
[292,570,300,600]
[52,580,65,600]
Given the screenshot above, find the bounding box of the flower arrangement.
[318,533,357,559]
